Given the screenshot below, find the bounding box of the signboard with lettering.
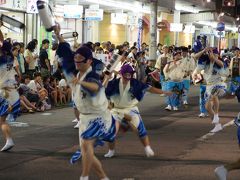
[64,5,83,19]
[85,9,103,21]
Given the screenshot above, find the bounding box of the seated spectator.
[43,76,59,106]
[19,75,43,111]
[50,77,66,105]
[27,72,50,110]
[58,74,71,103]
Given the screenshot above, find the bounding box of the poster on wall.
[1,0,26,10]
[27,0,38,13]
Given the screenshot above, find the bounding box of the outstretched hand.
[53,23,61,36]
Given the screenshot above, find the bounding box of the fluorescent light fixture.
[196,21,237,32]
[175,3,199,13]
[85,0,150,13]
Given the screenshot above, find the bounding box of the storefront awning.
[142,16,150,28]
[157,20,170,31]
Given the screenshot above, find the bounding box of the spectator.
[18,42,25,74]
[24,41,38,78]
[39,39,51,78]
[58,74,71,103]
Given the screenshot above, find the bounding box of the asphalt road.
[0,86,239,180]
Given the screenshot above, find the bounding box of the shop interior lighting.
[206,0,211,2]
[84,0,150,13]
[237,17,240,21]
[175,3,199,13]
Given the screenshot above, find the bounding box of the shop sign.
[214,30,225,38]
[64,5,83,19]
[127,15,138,26]
[200,26,214,35]
[227,32,238,39]
[170,23,183,32]
[183,25,195,33]
[85,9,103,21]
[111,13,128,25]
[27,0,38,14]
[217,22,225,31]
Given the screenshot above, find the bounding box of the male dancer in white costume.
[54,25,115,180]
[103,64,171,158]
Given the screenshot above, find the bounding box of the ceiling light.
[206,0,211,2]
[237,17,240,21]
[220,12,225,16]
[175,3,199,13]
[84,0,150,13]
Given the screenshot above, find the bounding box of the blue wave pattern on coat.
[81,117,116,143]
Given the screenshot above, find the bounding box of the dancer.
[163,51,185,111]
[103,64,171,158]
[194,47,229,133]
[54,25,115,180]
[0,27,20,152]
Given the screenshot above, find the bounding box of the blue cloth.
[80,71,103,97]
[193,39,202,53]
[69,139,105,164]
[70,150,81,164]
[106,78,149,101]
[92,58,104,75]
[160,74,167,91]
[199,84,207,114]
[238,126,240,145]
[182,79,190,102]
[229,76,240,94]
[165,81,183,107]
[81,117,116,143]
[0,98,20,120]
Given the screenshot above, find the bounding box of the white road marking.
[198,120,234,141]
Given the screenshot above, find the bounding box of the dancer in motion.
[103,64,171,158]
[54,24,115,180]
[0,24,20,152]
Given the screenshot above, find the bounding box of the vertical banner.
[137,18,143,51]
